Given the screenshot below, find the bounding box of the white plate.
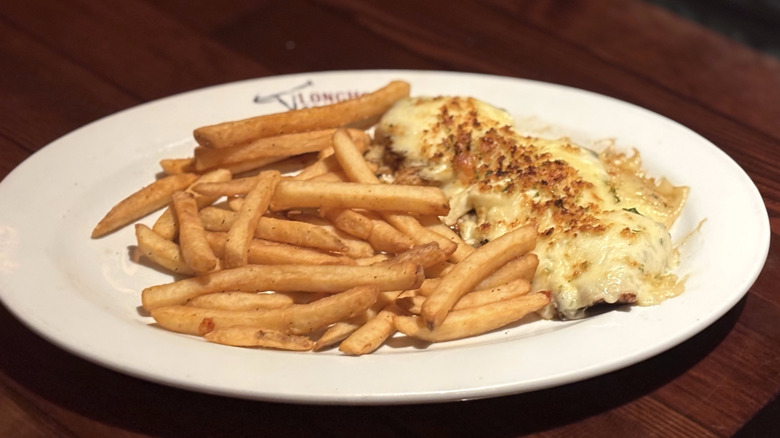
[0,70,769,405]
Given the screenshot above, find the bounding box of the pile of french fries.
[92,80,550,355]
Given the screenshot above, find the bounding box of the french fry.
[354,254,390,266]
[313,319,368,351]
[376,242,452,269]
[218,155,289,176]
[319,207,374,240]
[313,290,400,351]
[206,232,354,266]
[223,170,280,268]
[171,191,219,274]
[382,214,459,257]
[141,262,423,310]
[331,128,381,182]
[424,261,454,278]
[394,292,425,314]
[397,278,530,315]
[424,220,475,262]
[151,285,380,335]
[153,168,232,241]
[193,81,410,148]
[134,224,194,275]
[421,224,537,329]
[159,157,195,175]
[339,304,402,356]
[292,150,340,180]
[203,327,313,351]
[270,180,450,216]
[365,214,416,254]
[455,278,531,310]
[193,129,366,172]
[256,216,348,253]
[92,172,198,238]
[417,253,540,297]
[284,211,376,258]
[192,176,260,198]
[306,171,348,182]
[476,253,539,289]
[188,291,295,310]
[331,128,460,256]
[395,292,550,342]
[200,207,349,253]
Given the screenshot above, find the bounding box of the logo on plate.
[253,80,365,111]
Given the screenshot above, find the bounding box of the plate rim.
[0,69,771,405]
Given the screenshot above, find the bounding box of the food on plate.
[91,172,198,238]
[371,96,689,318]
[222,170,280,268]
[92,78,686,355]
[420,223,537,328]
[192,80,410,148]
[171,191,220,274]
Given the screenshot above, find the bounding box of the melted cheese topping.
[375,96,689,319]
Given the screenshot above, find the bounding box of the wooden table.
[1,1,778,436]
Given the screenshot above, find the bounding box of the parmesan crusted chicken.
[371,96,688,319]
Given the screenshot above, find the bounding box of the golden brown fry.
[192,176,259,198]
[424,220,475,263]
[312,290,399,351]
[330,128,459,256]
[394,292,425,314]
[395,292,550,342]
[195,129,354,172]
[476,253,539,289]
[284,211,376,258]
[398,279,530,315]
[331,128,379,182]
[92,173,198,238]
[424,261,454,278]
[142,262,423,310]
[306,171,348,183]
[376,242,452,269]
[188,291,295,311]
[366,215,416,254]
[153,168,232,241]
[171,191,219,274]
[151,285,380,335]
[456,278,531,309]
[270,180,450,216]
[421,224,537,329]
[206,232,354,266]
[204,326,314,350]
[257,217,348,253]
[159,157,195,175]
[194,130,329,171]
[339,304,402,356]
[319,207,374,240]
[193,81,410,148]
[224,170,280,268]
[417,253,539,297]
[134,224,194,276]
[353,254,389,266]
[383,214,459,257]
[313,319,367,351]
[292,153,340,180]
[200,207,349,253]
[220,155,289,175]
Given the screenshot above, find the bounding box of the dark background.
[646,0,780,58]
